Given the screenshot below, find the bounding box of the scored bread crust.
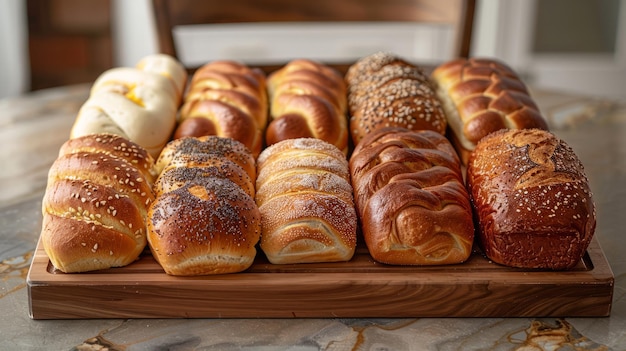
[41,134,156,273]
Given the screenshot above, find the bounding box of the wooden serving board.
[27,236,613,319]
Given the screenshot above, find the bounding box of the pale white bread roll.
[256,138,357,264]
[148,136,261,275]
[431,58,549,164]
[70,54,187,157]
[349,127,474,265]
[467,128,596,270]
[41,134,156,273]
[136,53,188,102]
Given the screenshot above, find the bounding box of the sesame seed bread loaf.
[349,127,474,265]
[431,58,549,164]
[467,129,596,270]
[345,52,447,145]
[174,61,268,158]
[265,59,349,154]
[41,134,157,273]
[69,54,187,158]
[147,136,261,275]
[255,138,357,264]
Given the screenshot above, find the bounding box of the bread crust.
[256,138,357,264]
[346,52,447,145]
[41,134,155,273]
[431,58,549,164]
[175,61,268,157]
[466,128,596,269]
[266,59,349,154]
[148,136,261,275]
[349,127,474,265]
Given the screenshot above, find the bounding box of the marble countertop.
[1,84,624,350]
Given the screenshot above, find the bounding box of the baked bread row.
[69,54,188,158]
[43,53,595,274]
[147,136,261,275]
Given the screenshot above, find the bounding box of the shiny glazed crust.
[41,134,156,273]
[266,59,349,154]
[467,128,596,270]
[174,60,268,157]
[345,52,447,145]
[349,127,474,265]
[431,58,549,164]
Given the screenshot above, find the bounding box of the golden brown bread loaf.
[69,54,187,157]
[349,127,474,265]
[174,61,268,157]
[431,57,549,164]
[266,59,349,154]
[41,134,157,273]
[467,128,596,270]
[147,136,261,275]
[345,52,447,145]
[256,138,357,264]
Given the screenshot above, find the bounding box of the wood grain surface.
[27,236,614,319]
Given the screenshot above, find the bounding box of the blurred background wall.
[1,0,624,101]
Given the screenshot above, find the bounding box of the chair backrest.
[152,0,476,72]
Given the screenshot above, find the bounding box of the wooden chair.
[152,0,476,73]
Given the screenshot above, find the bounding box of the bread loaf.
[174,61,268,157]
[256,138,357,264]
[349,127,474,265]
[467,128,596,270]
[346,52,447,145]
[266,59,349,154]
[147,136,261,275]
[70,54,187,157]
[431,58,549,164]
[41,134,156,273]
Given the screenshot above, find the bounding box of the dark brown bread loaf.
[467,128,596,269]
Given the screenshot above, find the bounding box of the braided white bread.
[70,54,187,157]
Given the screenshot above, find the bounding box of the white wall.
[0,0,29,98]
[111,0,159,67]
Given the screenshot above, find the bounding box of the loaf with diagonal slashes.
[41,133,157,273]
